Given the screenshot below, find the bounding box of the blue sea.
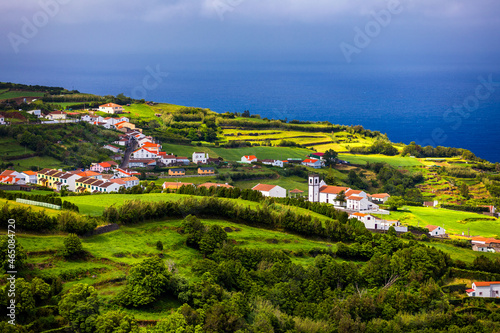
[3,58,500,162]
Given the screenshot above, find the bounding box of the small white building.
[20,171,38,184]
[160,154,177,166]
[252,184,287,198]
[193,152,208,164]
[426,225,446,237]
[346,195,379,212]
[369,193,391,204]
[132,147,158,159]
[26,110,42,117]
[272,160,289,168]
[302,158,323,169]
[46,111,66,120]
[241,155,257,163]
[467,282,500,298]
[350,213,378,229]
[99,103,124,114]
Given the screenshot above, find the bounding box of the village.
[1,102,499,303]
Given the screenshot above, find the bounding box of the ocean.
[3,58,500,162]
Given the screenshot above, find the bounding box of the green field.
[338,153,425,167]
[0,137,35,158]
[124,103,185,121]
[6,155,66,171]
[0,90,45,100]
[161,143,312,161]
[379,206,500,238]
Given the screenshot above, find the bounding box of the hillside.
[1,83,500,332]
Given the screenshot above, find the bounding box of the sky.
[1,0,500,70]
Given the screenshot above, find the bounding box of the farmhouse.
[426,225,446,237]
[193,152,208,164]
[160,154,177,166]
[45,111,66,120]
[466,282,500,298]
[252,184,287,198]
[471,237,500,253]
[302,158,323,169]
[370,193,391,204]
[198,167,215,175]
[273,160,289,168]
[241,155,257,163]
[99,103,124,114]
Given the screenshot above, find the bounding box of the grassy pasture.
[379,206,500,238]
[0,91,45,100]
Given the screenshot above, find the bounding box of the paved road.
[119,138,138,169]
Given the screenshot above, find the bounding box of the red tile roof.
[303,159,319,163]
[474,281,500,287]
[252,184,278,192]
[319,186,349,194]
[425,225,439,232]
[371,193,391,198]
[244,155,257,161]
[348,196,364,201]
[100,103,122,108]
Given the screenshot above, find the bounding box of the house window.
[479,292,482,295]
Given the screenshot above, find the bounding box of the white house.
[241,155,257,163]
[132,147,158,159]
[193,152,208,164]
[59,173,83,192]
[82,115,104,124]
[45,111,66,120]
[252,184,287,198]
[467,282,500,298]
[104,116,129,126]
[272,160,289,168]
[302,158,323,169]
[426,225,446,237]
[26,110,42,117]
[20,171,38,184]
[346,195,379,212]
[115,168,141,178]
[350,213,378,229]
[99,103,124,114]
[370,193,391,204]
[160,154,177,166]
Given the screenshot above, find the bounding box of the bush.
[63,234,84,258]
[58,211,97,235]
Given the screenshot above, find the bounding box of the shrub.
[63,234,84,258]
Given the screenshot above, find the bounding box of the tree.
[63,233,84,258]
[95,311,139,333]
[337,190,346,204]
[460,182,470,199]
[156,240,164,251]
[199,225,228,255]
[385,196,405,211]
[324,149,338,167]
[58,283,100,333]
[117,257,172,307]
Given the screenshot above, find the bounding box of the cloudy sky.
[1,0,499,69]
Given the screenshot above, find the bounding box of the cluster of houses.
[162,181,233,190]
[240,153,325,169]
[471,237,500,253]
[0,164,140,194]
